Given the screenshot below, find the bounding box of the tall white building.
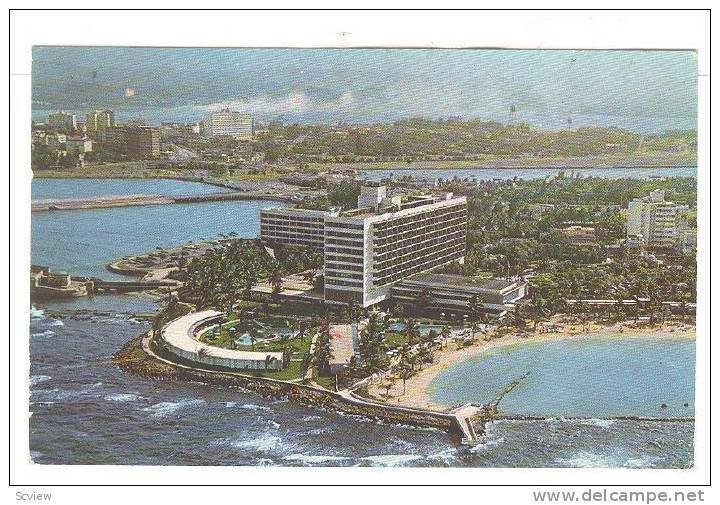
[85,110,115,137]
[261,185,467,307]
[201,109,253,139]
[626,189,690,248]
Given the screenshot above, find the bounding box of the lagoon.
[31,198,284,278]
[430,336,695,418]
[31,177,227,201]
[360,166,697,182]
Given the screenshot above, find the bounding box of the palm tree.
[467,293,484,321]
[403,318,419,345]
[440,325,451,349]
[270,269,284,302]
[248,327,261,350]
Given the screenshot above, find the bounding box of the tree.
[314,320,333,376]
[270,268,284,302]
[359,312,387,371]
[467,294,484,321]
[248,327,261,350]
[404,318,420,345]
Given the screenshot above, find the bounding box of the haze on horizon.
[32,47,697,133]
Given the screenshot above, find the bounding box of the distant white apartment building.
[626,190,691,249]
[201,109,253,139]
[261,185,468,307]
[47,110,77,131]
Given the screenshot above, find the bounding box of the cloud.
[203,91,358,117]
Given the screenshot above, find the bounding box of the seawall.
[113,334,460,439]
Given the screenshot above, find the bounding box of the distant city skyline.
[32,47,697,133]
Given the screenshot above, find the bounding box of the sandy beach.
[365,317,696,412]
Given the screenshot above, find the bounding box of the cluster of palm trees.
[182,239,278,310]
[181,239,324,311]
[438,177,695,285]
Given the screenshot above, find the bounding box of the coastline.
[366,318,696,412]
[32,152,697,180]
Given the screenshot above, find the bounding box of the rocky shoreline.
[112,334,461,439]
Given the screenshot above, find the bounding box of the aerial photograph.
[29,46,697,468]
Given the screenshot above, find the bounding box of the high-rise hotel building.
[259,208,327,250]
[261,185,467,307]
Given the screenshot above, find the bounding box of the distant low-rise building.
[561,225,597,245]
[124,126,161,158]
[529,203,556,219]
[678,228,697,253]
[201,108,253,139]
[65,136,93,157]
[391,273,527,318]
[44,133,66,150]
[97,125,160,159]
[47,110,77,132]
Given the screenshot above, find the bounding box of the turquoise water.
[31,199,285,278]
[32,178,226,200]
[430,336,695,418]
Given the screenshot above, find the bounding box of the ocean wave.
[105,393,144,402]
[555,451,618,468]
[239,403,271,412]
[142,399,205,418]
[31,330,55,338]
[30,375,51,386]
[425,447,460,464]
[470,436,506,452]
[304,427,331,436]
[580,418,616,428]
[230,434,280,452]
[283,453,349,465]
[625,456,660,468]
[30,306,45,320]
[361,454,424,467]
[268,420,281,429]
[45,319,64,327]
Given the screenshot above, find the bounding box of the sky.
[32,47,697,133]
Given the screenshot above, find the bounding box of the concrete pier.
[31,191,294,212]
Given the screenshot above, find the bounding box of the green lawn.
[383,332,409,348]
[241,360,306,381]
[312,370,335,390]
